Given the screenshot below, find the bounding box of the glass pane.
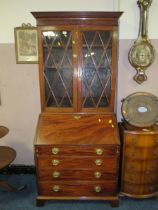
[42,30,73,107]
[82,31,112,108]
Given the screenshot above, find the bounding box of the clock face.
[129,42,155,68]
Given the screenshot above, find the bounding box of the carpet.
[0,174,158,210]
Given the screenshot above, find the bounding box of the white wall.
[0,0,118,43]
[0,0,158,164]
[1,0,158,43]
[0,44,40,164]
[120,0,158,39]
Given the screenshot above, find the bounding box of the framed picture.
[14,23,38,64]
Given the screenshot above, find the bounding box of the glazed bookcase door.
[78,26,116,113]
[39,26,78,112]
[38,25,117,113]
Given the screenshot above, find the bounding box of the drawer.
[122,182,158,195]
[35,145,119,157]
[124,159,158,172]
[38,180,117,196]
[37,169,117,181]
[123,172,158,184]
[36,156,118,172]
[125,147,158,160]
[124,133,158,147]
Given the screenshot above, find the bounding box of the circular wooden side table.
[0,126,9,138]
[0,126,25,191]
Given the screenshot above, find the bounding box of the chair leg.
[0,180,26,192]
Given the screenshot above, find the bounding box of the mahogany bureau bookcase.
[32,11,122,207]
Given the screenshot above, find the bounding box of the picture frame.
[14,23,38,64]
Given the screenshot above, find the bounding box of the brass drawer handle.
[52,159,60,166]
[52,171,60,178]
[95,159,103,166]
[52,185,60,192]
[52,147,59,155]
[96,148,103,155]
[94,185,102,193]
[94,171,102,179]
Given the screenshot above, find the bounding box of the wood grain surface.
[35,113,120,145]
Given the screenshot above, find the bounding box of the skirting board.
[0,164,36,174]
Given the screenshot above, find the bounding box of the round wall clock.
[128,0,155,84]
[121,92,158,127]
[129,40,155,69]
